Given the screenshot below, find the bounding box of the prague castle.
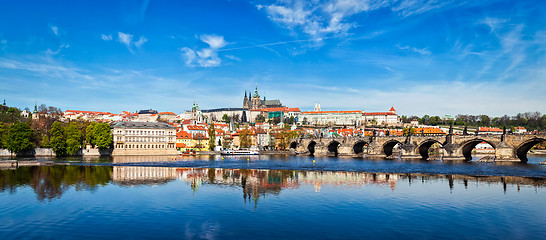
[243,86,283,110]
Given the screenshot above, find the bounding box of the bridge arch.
[515,138,546,162]
[307,141,317,156]
[327,140,341,156]
[289,141,298,149]
[417,139,444,160]
[383,140,402,157]
[460,139,496,161]
[352,140,369,155]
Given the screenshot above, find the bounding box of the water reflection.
[1,166,544,202]
[0,166,111,201]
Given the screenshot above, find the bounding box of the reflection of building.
[112,122,177,155]
[176,168,399,205]
[112,166,178,185]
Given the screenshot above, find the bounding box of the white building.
[299,110,363,126]
[362,107,399,126]
[112,122,177,156]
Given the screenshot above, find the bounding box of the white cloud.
[101,34,113,40]
[117,32,147,54]
[479,17,508,33]
[180,34,228,67]
[51,26,59,36]
[258,0,465,40]
[396,44,431,55]
[134,36,148,48]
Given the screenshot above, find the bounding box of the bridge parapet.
[291,133,545,162]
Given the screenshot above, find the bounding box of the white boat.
[221,149,259,155]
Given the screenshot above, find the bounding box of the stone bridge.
[290,132,546,162]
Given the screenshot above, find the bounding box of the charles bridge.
[290,129,546,162]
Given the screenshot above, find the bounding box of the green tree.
[208,123,216,151]
[41,134,50,148]
[255,114,265,123]
[93,123,112,150]
[403,127,416,136]
[222,114,230,123]
[85,122,97,146]
[49,121,67,156]
[65,122,83,155]
[0,123,7,148]
[6,122,34,155]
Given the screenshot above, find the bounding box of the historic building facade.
[112,122,177,156]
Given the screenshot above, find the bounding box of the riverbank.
[0,160,65,169]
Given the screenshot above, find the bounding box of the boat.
[221,149,259,155]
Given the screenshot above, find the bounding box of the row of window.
[121,130,175,136]
[115,143,175,149]
[123,137,172,142]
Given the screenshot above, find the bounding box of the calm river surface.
[1,155,545,239]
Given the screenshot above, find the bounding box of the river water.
[1,155,545,239]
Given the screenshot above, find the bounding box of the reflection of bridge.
[291,132,546,162]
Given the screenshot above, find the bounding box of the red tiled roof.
[479,127,503,132]
[176,143,186,148]
[176,131,192,139]
[187,125,206,130]
[65,110,112,115]
[362,112,396,116]
[158,112,176,115]
[301,110,363,114]
[414,127,446,134]
[389,106,396,112]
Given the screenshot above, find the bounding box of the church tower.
[243,91,249,109]
[251,85,261,110]
[314,102,321,112]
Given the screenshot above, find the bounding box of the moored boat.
[221,149,259,155]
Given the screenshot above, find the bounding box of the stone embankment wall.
[0,148,55,157]
[0,148,112,157]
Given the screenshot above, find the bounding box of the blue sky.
[1,0,545,116]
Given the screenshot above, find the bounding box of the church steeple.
[243,91,249,108]
[2,98,5,107]
[253,84,260,98]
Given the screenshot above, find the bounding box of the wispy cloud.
[51,26,59,36]
[180,34,228,67]
[257,0,465,42]
[396,44,431,55]
[117,32,147,54]
[478,17,508,33]
[101,34,112,40]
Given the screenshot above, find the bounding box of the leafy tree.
[403,127,416,136]
[41,134,50,148]
[255,114,265,123]
[49,121,67,156]
[6,122,34,155]
[0,123,7,148]
[239,128,252,148]
[208,123,216,151]
[65,122,83,155]
[86,122,97,146]
[93,123,112,150]
[222,114,230,123]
